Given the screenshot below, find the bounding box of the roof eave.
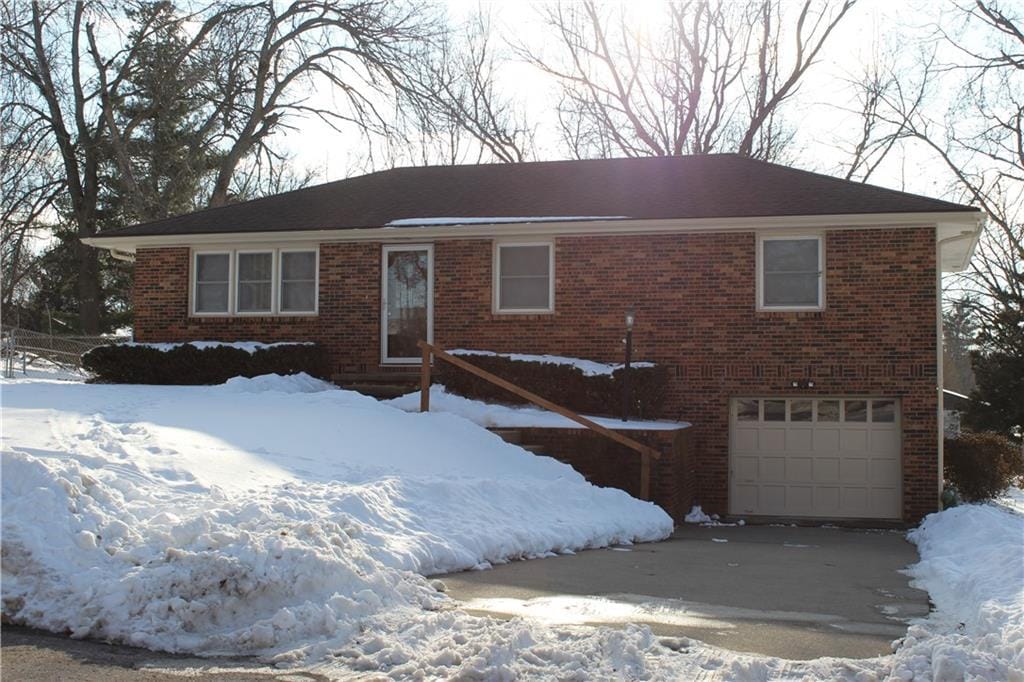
[83,210,983,254]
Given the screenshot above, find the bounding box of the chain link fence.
[2,326,131,377]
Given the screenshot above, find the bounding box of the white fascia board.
[82,211,983,254]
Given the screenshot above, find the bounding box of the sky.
[280,0,968,205]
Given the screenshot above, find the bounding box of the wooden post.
[420,342,431,412]
[640,450,651,501]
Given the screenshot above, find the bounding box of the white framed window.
[190,246,318,316]
[757,234,824,310]
[235,250,274,314]
[193,251,231,314]
[494,241,554,313]
[279,249,318,314]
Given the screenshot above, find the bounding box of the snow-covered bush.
[83,341,328,384]
[944,431,1024,502]
[436,351,669,418]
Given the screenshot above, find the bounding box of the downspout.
[935,226,981,507]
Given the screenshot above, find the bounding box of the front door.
[381,245,433,363]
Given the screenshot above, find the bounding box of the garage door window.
[736,398,896,424]
[816,400,840,421]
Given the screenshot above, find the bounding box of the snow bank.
[450,348,653,376]
[3,375,1021,678]
[1,376,671,659]
[388,385,688,431]
[124,341,313,354]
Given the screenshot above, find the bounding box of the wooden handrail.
[417,340,660,500]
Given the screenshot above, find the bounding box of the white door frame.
[380,244,434,364]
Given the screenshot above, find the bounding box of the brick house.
[85,155,981,523]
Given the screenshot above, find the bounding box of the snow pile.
[449,349,654,376]
[388,385,687,431]
[124,341,313,354]
[892,500,1024,679]
[683,505,713,523]
[222,372,335,394]
[1,375,671,660]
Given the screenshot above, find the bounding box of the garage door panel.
[814,458,839,482]
[761,457,786,481]
[870,430,901,456]
[841,487,869,514]
[735,428,759,452]
[761,485,787,514]
[759,429,787,452]
[841,458,868,483]
[786,429,813,452]
[840,429,869,453]
[812,429,841,452]
[815,486,840,512]
[788,486,813,513]
[788,457,812,482]
[735,456,759,481]
[730,397,901,519]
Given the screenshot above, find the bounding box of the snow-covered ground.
[389,385,687,430]
[2,371,1021,679]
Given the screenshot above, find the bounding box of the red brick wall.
[518,426,695,523]
[133,227,939,522]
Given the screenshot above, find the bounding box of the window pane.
[817,400,839,422]
[281,281,315,312]
[764,239,818,272]
[844,400,867,422]
[500,245,550,277]
[737,399,759,421]
[872,399,896,423]
[238,282,272,312]
[791,400,813,422]
[500,275,550,309]
[764,399,786,421]
[238,252,272,281]
[282,251,316,281]
[196,282,228,312]
[196,253,229,282]
[764,273,819,306]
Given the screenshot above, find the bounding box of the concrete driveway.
[440,524,931,660]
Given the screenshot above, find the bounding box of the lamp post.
[622,305,635,422]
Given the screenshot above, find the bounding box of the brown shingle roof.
[104,154,978,237]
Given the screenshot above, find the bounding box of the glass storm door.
[381,245,433,363]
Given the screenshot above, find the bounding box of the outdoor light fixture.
[622,306,636,422]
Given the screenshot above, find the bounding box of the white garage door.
[729,397,901,519]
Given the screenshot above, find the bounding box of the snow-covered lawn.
[2,371,1021,679]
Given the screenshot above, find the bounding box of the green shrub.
[82,342,329,385]
[944,431,1024,502]
[435,352,670,419]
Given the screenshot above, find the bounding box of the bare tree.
[1,0,438,332]
[518,0,855,161]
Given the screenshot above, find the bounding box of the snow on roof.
[384,216,629,227]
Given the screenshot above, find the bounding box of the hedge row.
[82,343,329,385]
[435,352,669,418]
[944,431,1024,502]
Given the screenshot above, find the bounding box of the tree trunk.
[76,238,101,333]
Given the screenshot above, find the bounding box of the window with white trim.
[759,235,823,309]
[495,243,553,312]
[194,253,230,313]
[236,251,273,313]
[279,250,317,313]
[191,247,318,316]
